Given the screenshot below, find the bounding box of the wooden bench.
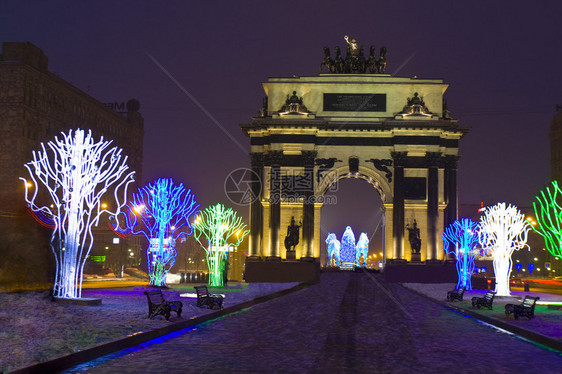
[144,290,183,320]
[505,295,540,320]
[447,286,465,301]
[195,285,224,309]
[471,290,496,310]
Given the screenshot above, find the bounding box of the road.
[69,272,562,373]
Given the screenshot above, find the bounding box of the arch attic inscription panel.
[240,73,468,282]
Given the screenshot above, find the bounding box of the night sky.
[2,1,561,243]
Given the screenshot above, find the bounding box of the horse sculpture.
[333,46,344,73]
[325,233,341,267]
[367,45,378,73]
[320,46,335,73]
[376,46,387,73]
[355,232,369,267]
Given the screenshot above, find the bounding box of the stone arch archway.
[240,73,468,282]
[318,166,388,267]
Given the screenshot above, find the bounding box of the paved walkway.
[68,272,562,373]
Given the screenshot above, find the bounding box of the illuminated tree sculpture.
[478,203,530,296]
[340,226,356,270]
[21,129,134,299]
[442,219,481,290]
[193,203,249,287]
[355,232,369,267]
[114,178,199,287]
[532,181,562,259]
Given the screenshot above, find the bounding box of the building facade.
[0,42,144,286]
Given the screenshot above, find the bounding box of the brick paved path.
[70,272,562,373]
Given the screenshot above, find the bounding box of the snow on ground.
[1,280,560,373]
[0,281,297,373]
[403,282,562,342]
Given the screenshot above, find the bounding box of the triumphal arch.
[240,41,468,282]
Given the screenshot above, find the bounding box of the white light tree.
[113,178,199,287]
[21,129,134,299]
[478,203,530,296]
[193,203,249,287]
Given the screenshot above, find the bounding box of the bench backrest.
[484,291,495,300]
[195,286,210,298]
[144,290,165,305]
[522,296,539,309]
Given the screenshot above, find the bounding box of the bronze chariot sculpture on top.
[321,36,387,74]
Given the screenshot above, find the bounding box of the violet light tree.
[193,203,249,287]
[478,203,530,296]
[113,178,199,287]
[532,180,562,260]
[21,129,134,299]
[442,219,481,290]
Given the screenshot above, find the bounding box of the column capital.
[391,151,408,167]
[444,154,460,169]
[425,152,442,167]
[250,152,264,168]
[266,151,284,166]
[302,151,317,167]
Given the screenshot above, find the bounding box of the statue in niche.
[406,219,421,254]
[258,96,268,117]
[277,91,311,115]
[284,216,301,251]
[396,92,433,117]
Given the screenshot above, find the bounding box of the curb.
[10,282,312,374]
[401,285,562,353]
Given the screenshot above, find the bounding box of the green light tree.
[532,180,562,259]
[193,203,249,286]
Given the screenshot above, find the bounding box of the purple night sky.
[2,1,561,242]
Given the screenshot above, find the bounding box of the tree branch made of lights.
[21,129,135,299]
[193,203,249,287]
[478,203,530,296]
[532,180,562,259]
[113,178,199,287]
[442,219,480,290]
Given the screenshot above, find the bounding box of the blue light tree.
[113,178,199,287]
[442,219,481,290]
[340,226,356,269]
[21,129,135,299]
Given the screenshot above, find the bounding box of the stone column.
[301,151,317,261]
[444,155,459,261]
[444,155,459,228]
[268,151,283,261]
[426,152,441,262]
[248,152,263,260]
[391,152,407,261]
